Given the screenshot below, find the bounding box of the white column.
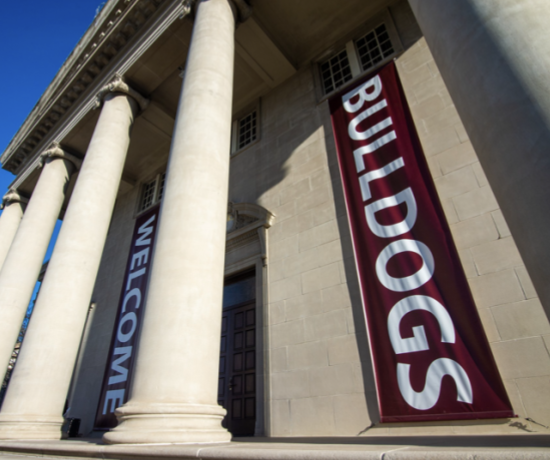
[408,0,550,316]
[0,191,27,270]
[0,145,77,377]
[0,76,147,440]
[104,0,236,444]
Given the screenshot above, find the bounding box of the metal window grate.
[238,110,257,150]
[320,49,353,94]
[355,24,394,71]
[157,172,166,202]
[140,179,157,211]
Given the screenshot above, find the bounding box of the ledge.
[0,435,549,460]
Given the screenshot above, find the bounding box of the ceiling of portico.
[7,0,395,204]
[251,0,392,67]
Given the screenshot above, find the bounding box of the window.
[231,107,260,154]
[138,172,166,212]
[319,21,397,95]
[320,50,353,94]
[237,110,257,150]
[356,24,394,71]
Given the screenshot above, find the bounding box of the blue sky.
[0,0,105,260]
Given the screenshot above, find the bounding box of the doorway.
[218,270,256,436]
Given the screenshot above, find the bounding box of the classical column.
[0,76,147,440]
[0,144,78,377]
[0,190,27,270]
[104,0,238,444]
[407,0,550,316]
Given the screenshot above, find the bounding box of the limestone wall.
[68,0,550,438]
[395,37,550,432]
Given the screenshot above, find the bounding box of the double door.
[218,272,256,436]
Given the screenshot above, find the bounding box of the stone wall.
[69,0,550,438]
[396,36,550,433]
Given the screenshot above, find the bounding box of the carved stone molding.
[227,202,274,233]
[96,74,149,111]
[7,1,191,192]
[38,143,83,171]
[226,202,274,266]
[2,0,170,174]
[1,189,28,210]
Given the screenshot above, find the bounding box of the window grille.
[355,24,394,71]
[140,179,157,212]
[138,172,166,212]
[319,21,396,95]
[237,110,257,150]
[320,49,353,94]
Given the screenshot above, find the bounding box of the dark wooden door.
[218,271,256,436]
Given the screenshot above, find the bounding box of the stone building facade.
[0,0,549,447]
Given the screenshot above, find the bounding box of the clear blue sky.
[0,0,105,260]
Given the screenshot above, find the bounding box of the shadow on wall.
[227,65,381,428]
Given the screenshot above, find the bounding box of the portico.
[0,0,549,452]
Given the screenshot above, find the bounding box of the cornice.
[1,0,179,176]
[6,0,191,192]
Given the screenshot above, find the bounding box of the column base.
[103,402,231,444]
[0,415,64,440]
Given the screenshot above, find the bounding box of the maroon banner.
[329,62,513,422]
[94,205,160,429]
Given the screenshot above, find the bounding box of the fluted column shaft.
[104,0,235,444]
[0,90,139,440]
[0,154,74,377]
[408,0,550,316]
[0,192,27,270]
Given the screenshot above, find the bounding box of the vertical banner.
[329,62,513,422]
[94,205,160,429]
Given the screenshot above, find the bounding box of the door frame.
[224,202,274,437]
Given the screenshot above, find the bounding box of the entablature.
[1,0,173,175]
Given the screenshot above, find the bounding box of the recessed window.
[320,50,353,94]
[237,110,257,150]
[231,107,260,154]
[138,172,166,212]
[355,24,394,71]
[319,21,396,95]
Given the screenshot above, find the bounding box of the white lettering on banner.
[108,347,132,384]
[397,358,473,410]
[365,187,417,238]
[348,100,390,140]
[126,267,146,290]
[354,132,398,172]
[103,389,125,415]
[341,75,472,410]
[359,157,405,201]
[343,75,383,112]
[135,214,156,246]
[375,239,435,292]
[387,295,455,354]
[131,248,149,270]
[122,288,141,313]
[117,312,138,343]
[102,213,157,416]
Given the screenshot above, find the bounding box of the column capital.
[1,189,28,210]
[96,74,149,112]
[187,0,251,24]
[38,142,82,171]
